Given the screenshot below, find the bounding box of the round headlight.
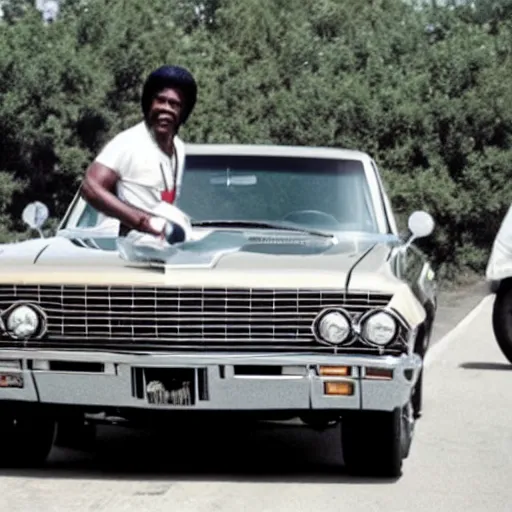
[315,310,351,345]
[6,305,40,339]
[362,311,397,346]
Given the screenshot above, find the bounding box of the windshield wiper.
[191,220,336,240]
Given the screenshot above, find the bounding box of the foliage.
[1,0,511,285]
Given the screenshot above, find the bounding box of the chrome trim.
[0,348,422,412]
[311,307,354,347]
[0,347,417,366]
[356,306,410,346]
[0,301,48,340]
[310,305,410,354]
[384,305,412,331]
[357,307,399,348]
[0,285,394,353]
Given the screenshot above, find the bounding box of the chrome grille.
[0,285,402,353]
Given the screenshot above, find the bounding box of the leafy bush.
[0,0,511,285]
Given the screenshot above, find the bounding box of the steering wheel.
[282,210,340,227]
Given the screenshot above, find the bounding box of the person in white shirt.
[80,64,197,242]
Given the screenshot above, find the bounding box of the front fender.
[486,204,512,283]
[486,236,512,283]
[0,238,53,264]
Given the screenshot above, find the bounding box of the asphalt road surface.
[2,281,511,512]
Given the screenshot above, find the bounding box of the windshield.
[62,153,380,238]
[177,154,378,233]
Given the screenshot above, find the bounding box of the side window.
[58,189,119,237]
[370,160,397,235]
[77,203,100,228]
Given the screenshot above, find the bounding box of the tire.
[300,413,339,431]
[341,402,414,478]
[0,410,56,468]
[412,367,423,419]
[412,331,428,420]
[412,321,430,420]
[54,415,97,452]
[492,284,512,364]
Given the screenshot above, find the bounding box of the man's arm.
[81,162,161,236]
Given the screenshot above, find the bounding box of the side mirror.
[408,210,435,239]
[22,201,49,239]
[403,210,435,249]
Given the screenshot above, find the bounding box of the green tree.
[1,0,511,284]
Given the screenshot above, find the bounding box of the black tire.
[300,413,339,431]
[341,403,414,478]
[492,284,512,364]
[54,416,97,452]
[412,321,430,420]
[412,368,423,419]
[0,411,56,468]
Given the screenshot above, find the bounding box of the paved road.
[431,279,489,343]
[2,285,512,512]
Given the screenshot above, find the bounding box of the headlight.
[6,305,41,339]
[314,310,351,345]
[362,311,397,346]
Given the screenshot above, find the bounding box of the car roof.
[183,143,370,161]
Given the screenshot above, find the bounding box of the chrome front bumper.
[0,349,422,412]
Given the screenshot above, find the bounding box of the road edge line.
[424,294,494,368]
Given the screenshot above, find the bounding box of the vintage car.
[486,204,512,363]
[0,144,437,477]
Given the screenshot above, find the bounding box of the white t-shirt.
[89,121,187,235]
[95,121,185,210]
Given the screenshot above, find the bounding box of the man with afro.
[81,65,198,241]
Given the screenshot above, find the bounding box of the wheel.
[341,402,414,478]
[411,320,431,420]
[492,284,512,364]
[412,329,429,419]
[412,368,423,419]
[299,413,339,431]
[54,415,97,451]
[0,410,56,467]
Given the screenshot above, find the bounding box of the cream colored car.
[0,144,437,477]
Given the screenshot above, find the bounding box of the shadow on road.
[459,362,512,371]
[0,422,400,485]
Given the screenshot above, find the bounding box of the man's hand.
[144,217,186,244]
[81,162,163,236]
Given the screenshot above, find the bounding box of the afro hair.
[141,65,197,126]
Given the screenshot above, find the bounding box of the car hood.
[0,230,425,326]
[0,229,394,282]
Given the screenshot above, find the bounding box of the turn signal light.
[0,373,23,388]
[365,367,393,380]
[319,366,351,377]
[324,381,354,396]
